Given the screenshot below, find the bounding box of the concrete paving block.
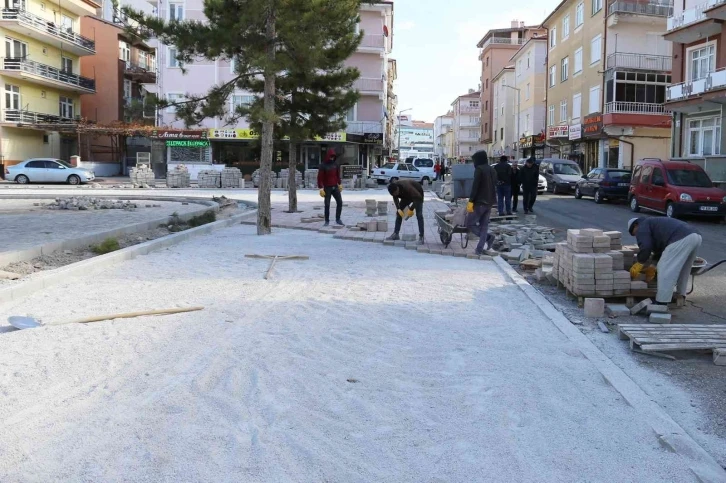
[394,241,406,247]
[607,304,631,317]
[467,254,480,259]
[405,243,418,250]
[630,298,653,315]
[453,252,468,258]
[584,298,606,317]
[647,304,669,314]
[631,281,648,290]
[479,255,494,261]
[428,249,443,255]
[714,349,725,366]
[383,240,395,246]
[649,313,672,324]
[509,249,523,260]
[417,247,431,254]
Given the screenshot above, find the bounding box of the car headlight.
[680,193,693,203]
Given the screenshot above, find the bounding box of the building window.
[485,100,488,111]
[549,65,556,87]
[346,103,357,122]
[485,79,489,89]
[527,52,531,68]
[4,84,20,110]
[574,47,583,74]
[576,2,584,27]
[525,83,530,100]
[166,93,185,112]
[562,15,570,40]
[500,127,504,141]
[689,43,716,82]
[469,100,480,108]
[549,105,555,125]
[589,85,601,113]
[231,94,255,112]
[123,79,132,99]
[607,71,670,106]
[484,123,488,133]
[550,28,557,49]
[61,56,72,74]
[687,117,721,156]
[591,35,602,65]
[4,38,28,59]
[148,54,156,70]
[168,46,180,67]
[61,15,73,34]
[525,113,530,132]
[592,0,602,15]
[560,99,568,122]
[59,96,74,118]
[517,59,522,76]
[572,93,582,121]
[119,41,130,62]
[561,57,569,82]
[169,2,184,21]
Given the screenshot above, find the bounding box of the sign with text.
[569,124,582,141]
[340,164,363,179]
[151,130,207,140]
[363,132,383,145]
[547,125,568,138]
[583,113,603,137]
[207,128,346,142]
[166,140,210,148]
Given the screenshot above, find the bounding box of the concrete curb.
[493,257,726,482]
[0,208,258,307]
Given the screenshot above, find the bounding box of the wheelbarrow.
[435,211,470,249]
[687,257,726,295]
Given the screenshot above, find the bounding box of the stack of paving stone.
[197,170,221,188]
[365,199,377,216]
[278,169,303,189]
[304,169,319,189]
[605,230,623,250]
[221,167,243,188]
[167,165,191,188]
[130,165,155,188]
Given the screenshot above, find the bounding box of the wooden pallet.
[618,324,726,365]
[557,282,685,309]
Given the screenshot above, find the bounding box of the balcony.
[667,68,726,109]
[0,9,95,56]
[124,60,156,82]
[459,120,481,128]
[604,101,670,114]
[346,120,383,134]
[478,37,525,56]
[1,58,95,93]
[2,109,77,125]
[458,106,480,114]
[607,1,673,19]
[606,53,672,71]
[665,0,723,44]
[358,34,389,54]
[354,77,384,96]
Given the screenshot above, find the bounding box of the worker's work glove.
[338,184,343,192]
[319,189,325,198]
[405,208,415,219]
[644,266,657,283]
[466,201,474,213]
[397,209,405,219]
[630,262,644,280]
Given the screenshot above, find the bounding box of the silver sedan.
[6,159,95,185]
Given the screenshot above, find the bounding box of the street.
[530,193,726,322]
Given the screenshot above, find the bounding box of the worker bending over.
[386,179,425,245]
[628,217,702,305]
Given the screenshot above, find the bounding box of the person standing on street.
[628,217,702,306]
[386,179,426,245]
[511,161,521,213]
[493,155,513,216]
[434,160,442,181]
[520,156,539,214]
[466,151,498,255]
[317,148,344,226]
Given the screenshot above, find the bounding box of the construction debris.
[44,197,141,211]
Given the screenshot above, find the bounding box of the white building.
[491,67,517,158]
[451,90,482,160]
[434,113,453,161]
[512,37,547,140]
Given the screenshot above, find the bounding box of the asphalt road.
[529,193,726,322]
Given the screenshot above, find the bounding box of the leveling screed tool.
[8,306,205,330]
[245,254,310,280]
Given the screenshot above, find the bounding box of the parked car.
[6,159,95,185]
[539,159,583,194]
[517,158,547,193]
[629,158,726,219]
[575,168,631,204]
[412,158,436,178]
[371,162,432,184]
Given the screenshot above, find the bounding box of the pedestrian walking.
[386,179,425,245]
[493,155,513,216]
[434,160,442,181]
[511,161,521,213]
[317,148,344,226]
[466,151,497,255]
[520,156,539,214]
[628,217,702,306]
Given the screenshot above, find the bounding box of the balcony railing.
[667,68,726,101]
[608,0,673,17]
[125,60,156,76]
[604,101,670,114]
[360,34,385,49]
[2,58,95,91]
[667,0,718,31]
[480,36,525,52]
[0,8,95,52]
[2,109,76,124]
[606,52,672,71]
[346,120,383,134]
[458,106,480,114]
[354,77,384,92]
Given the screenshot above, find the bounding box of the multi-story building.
[434,112,453,161]
[385,58,397,158]
[491,67,517,157]
[0,0,98,172]
[153,0,394,176]
[451,89,482,160]
[477,21,546,154]
[399,120,434,160]
[512,36,548,158]
[663,0,726,184]
[545,0,673,172]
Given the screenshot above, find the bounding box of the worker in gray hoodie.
[467,150,498,255]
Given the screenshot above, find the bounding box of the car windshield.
[607,170,631,182]
[381,163,396,169]
[554,163,581,175]
[54,159,72,168]
[415,159,433,167]
[666,169,713,187]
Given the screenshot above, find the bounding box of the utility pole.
[397,107,412,161]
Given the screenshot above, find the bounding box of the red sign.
[150,130,208,140]
[548,125,568,138]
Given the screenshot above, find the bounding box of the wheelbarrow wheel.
[440,231,451,248]
[461,233,469,249]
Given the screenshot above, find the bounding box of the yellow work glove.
[405,208,415,219]
[630,262,644,280]
[319,189,325,198]
[397,209,405,218]
[338,184,343,192]
[644,266,657,283]
[466,201,474,213]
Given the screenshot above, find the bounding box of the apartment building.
[398,120,434,160]
[0,0,97,172]
[664,0,726,184]
[154,1,394,176]
[512,37,548,158]
[545,0,673,172]
[451,89,482,159]
[385,57,397,157]
[491,67,517,157]
[434,112,453,161]
[477,20,546,154]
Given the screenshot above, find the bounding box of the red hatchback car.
[629,158,726,220]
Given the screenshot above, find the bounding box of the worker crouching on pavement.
[628,217,702,305]
[466,150,498,255]
[317,148,344,227]
[386,179,425,245]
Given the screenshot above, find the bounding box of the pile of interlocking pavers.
[166,165,191,188]
[130,165,155,188]
[221,167,243,188]
[197,170,222,189]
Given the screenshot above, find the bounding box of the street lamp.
[504,85,521,160]
[397,107,412,160]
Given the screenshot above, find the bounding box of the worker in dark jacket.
[520,156,539,214]
[511,162,521,213]
[317,148,344,226]
[386,179,425,244]
[628,217,702,305]
[466,150,498,255]
[493,155,513,215]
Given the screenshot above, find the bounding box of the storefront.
[519,133,546,160]
[150,129,211,178]
[582,113,606,171]
[546,125,569,159]
[347,132,384,171]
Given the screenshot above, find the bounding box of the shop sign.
[569,124,582,141]
[363,133,383,145]
[519,133,545,149]
[151,129,207,140]
[166,140,210,148]
[583,114,603,137]
[208,128,260,139]
[314,132,347,142]
[548,125,568,138]
[341,164,363,179]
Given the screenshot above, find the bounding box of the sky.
[392,0,562,123]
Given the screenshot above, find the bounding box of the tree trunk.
[288,139,298,213]
[257,2,276,235]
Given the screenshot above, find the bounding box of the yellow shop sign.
[208,129,346,142]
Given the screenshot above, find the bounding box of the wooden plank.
[631,338,726,344]
[640,343,726,351]
[618,324,726,329]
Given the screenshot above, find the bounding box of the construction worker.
[466,150,498,255]
[628,217,702,305]
[317,148,344,226]
[386,179,425,245]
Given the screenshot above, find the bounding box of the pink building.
[152,1,394,176]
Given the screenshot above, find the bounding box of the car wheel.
[552,184,559,195]
[594,189,604,204]
[67,174,81,185]
[629,196,640,213]
[666,202,676,219]
[575,186,583,199]
[15,174,29,185]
